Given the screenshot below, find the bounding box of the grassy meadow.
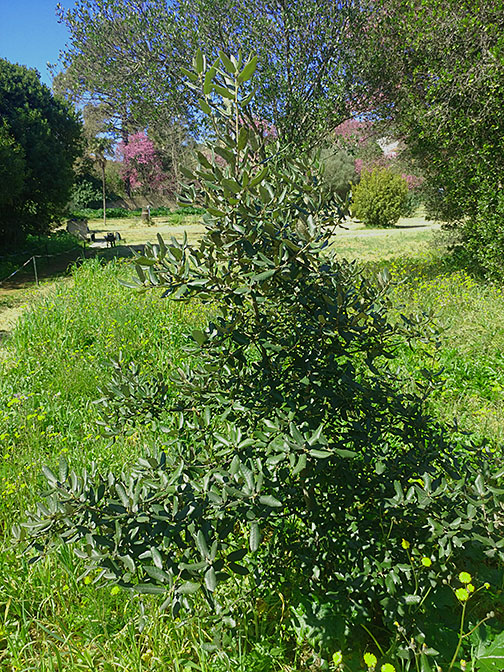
[1,215,504,670]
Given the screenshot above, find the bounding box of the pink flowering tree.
[117,132,167,196]
[334,120,423,199]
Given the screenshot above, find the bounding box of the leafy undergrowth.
[1,251,504,670]
[381,249,504,446]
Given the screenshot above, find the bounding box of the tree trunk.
[101,160,107,227]
[141,205,151,224]
[121,118,131,197]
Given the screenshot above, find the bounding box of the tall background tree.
[359,0,504,222]
[55,0,367,158]
[117,131,170,198]
[0,59,82,245]
[81,103,115,223]
[54,1,192,158]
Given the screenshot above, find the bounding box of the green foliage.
[352,167,408,227]
[318,147,356,200]
[0,231,83,283]
[57,0,367,149]
[95,355,172,434]
[70,175,103,209]
[70,206,204,220]
[447,183,504,281]
[0,59,82,244]
[401,189,423,217]
[360,0,504,226]
[0,122,26,208]
[16,52,504,668]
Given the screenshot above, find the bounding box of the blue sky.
[0,1,77,87]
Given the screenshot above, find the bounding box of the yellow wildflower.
[458,572,472,584]
[421,557,432,567]
[381,665,396,672]
[333,651,343,667]
[455,587,469,602]
[364,652,378,668]
[401,539,410,550]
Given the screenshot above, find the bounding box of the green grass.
[331,226,439,263]
[0,258,204,524]
[2,225,504,670]
[384,250,504,444]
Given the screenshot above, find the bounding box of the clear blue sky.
[0,1,77,87]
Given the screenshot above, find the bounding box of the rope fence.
[0,245,84,286]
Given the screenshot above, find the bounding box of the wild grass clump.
[0,257,203,526]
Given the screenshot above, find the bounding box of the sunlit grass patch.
[379,250,504,444]
[0,257,205,527]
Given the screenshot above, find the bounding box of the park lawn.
[85,212,205,247]
[0,220,503,670]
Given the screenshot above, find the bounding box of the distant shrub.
[174,205,204,215]
[318,147,356,200]
[71,207,138,220]
[352,167,408,227]
[70,205,203,220]
[401,189,424,216]
[148,206,171,217]
[70,177,103,209]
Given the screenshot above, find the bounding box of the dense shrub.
[352,167,408,227]
[401,188,424,216]
[448,184,504,281]
[70,207,137,220]
[0,59,82,244]
[318,146,356,200]
[70,175,103,209]
[18,53,504,669]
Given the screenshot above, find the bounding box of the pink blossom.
[402,173,424,189]
[117,132,167,194]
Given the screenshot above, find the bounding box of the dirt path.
[335,218,441,237]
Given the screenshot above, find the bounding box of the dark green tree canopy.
[0,59,82,244]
